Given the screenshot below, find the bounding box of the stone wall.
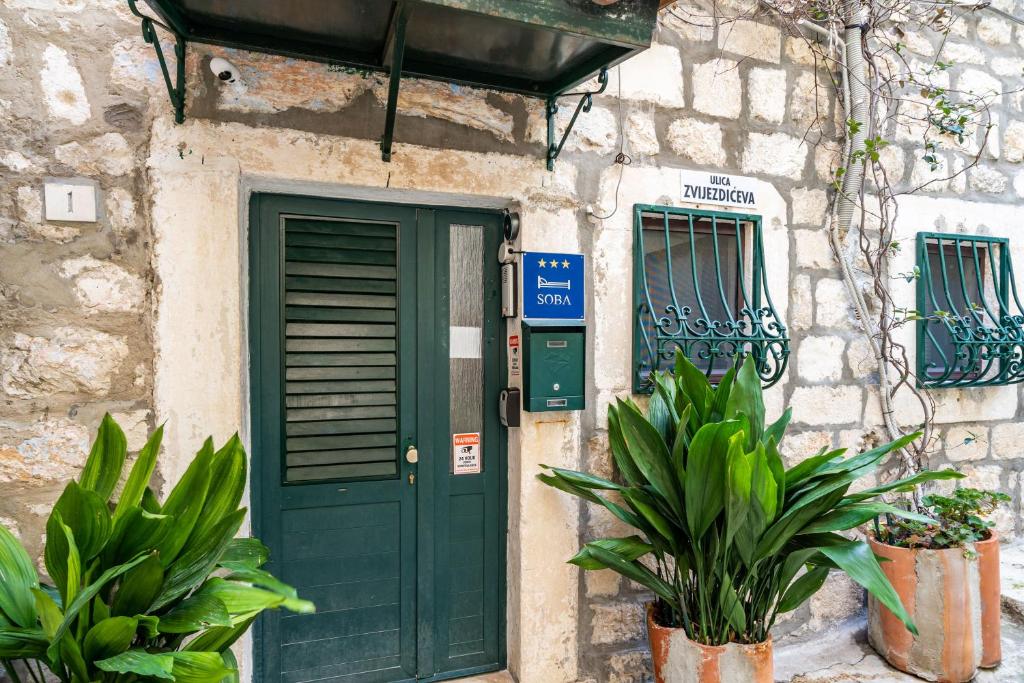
[2,1,1024,682]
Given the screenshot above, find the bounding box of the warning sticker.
[509,335,521,377]
[452,432,482,475]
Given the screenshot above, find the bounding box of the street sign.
[522,252,585,321]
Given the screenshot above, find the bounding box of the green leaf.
[159,590,232,634]
[203,578,314,617]
[719,577,746,633]
[104,508,174,567]
[845,469,965,502]
[79,413,128,502]
[585,545,679,611]
[32,588,62,639]
[724,433,751,551]
[157,449,213,567]
[220,539,270,569]
[47,552,154,661]
[800,503,934,535]
[219,564,297,599]
[724,356,765,450]
[674,351,711,423]
[785,448,847,489]
[568,537,654,570]
[113,424,165,523]
[190,436,247,544]
[170,651,235,683]
[96,650,174,679]
[153,509,246,610]
[0,627,49,659]
[0,520,39,627]
[818,541,917,635]
[708,364,736,422]
[51,481,111,562]
[684,421,741,540]
[221,647,240,683]
[778,566,829,613]
[763,408,792,448]
[83,616,138,662]
[616,399,683,522]
[185,616,255,653]
[111,553,165,617]
[608,406,646,487]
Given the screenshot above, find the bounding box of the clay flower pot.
[867,534,1001,682]
[646,604,772,683]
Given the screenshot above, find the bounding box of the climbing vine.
[667,0,1020,498]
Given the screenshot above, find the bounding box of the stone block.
[612,43,685,108]
[589,601,645,645]
[606,650,652,683]
[957,463,1003,491]
[0,19,9,68]
[666,119,725,166]
[1,327,129,398]
[0,150,34,173]
[814,278,854,327]
[991,422,1024,460]
[784,430,834,467]
[106,188,137,234]
[748,67,786,124]
[585,569,621,598]
[992,57,1024,77]
[969,165,1009,194]
[1016,170,1024,198]
[625,110,659,156]
[789,71,830,129]
[1003,120,1024,163]
[957,69,1003,97]
[791,274,813,330]
[785,36,819,66]
[660,6,714,42]
[797,335,845,382]
[40,44,90,125]
[791,187,828,226]
[845,336,876,380]
[813,140,842,182]
[692,59,742,119]
[793,229,832,269]
[742,132,807,179]
[790,386,863,426]
[942,42,986,64]
[942,424,990,462]
[717,20,781,63]
[59,256,146,313]
[55,133,134,176]
[978,16,1013,45]
[0,418,90,485]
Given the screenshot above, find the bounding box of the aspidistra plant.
[540,352,961,645]
[0,415,313,683]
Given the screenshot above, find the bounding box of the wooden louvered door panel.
[251,195,506,683]
[251,196,418,683]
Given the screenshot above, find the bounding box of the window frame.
[632,204,789,393]
[915,231,1024,388]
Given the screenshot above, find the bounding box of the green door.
[249,194,506,683]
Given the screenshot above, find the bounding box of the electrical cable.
[591,66,633,221]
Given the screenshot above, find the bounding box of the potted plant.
[0,414,313,683]
[868,487,1009,682]
[539,354,961,683]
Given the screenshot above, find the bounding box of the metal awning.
[127,0,663,167]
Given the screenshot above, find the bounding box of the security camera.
[209,57,240,84]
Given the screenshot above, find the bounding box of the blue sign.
[522,252,585,321]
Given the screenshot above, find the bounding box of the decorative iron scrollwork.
[546,68,609,171]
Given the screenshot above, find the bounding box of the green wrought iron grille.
[916,232,1024,388]
[632,205,789,392]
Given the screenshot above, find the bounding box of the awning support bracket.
[380,2,410,162]
[545,67,609,171]
[128,0,187,124]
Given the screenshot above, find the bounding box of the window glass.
[923,241,985,379]
[639,214,743,381]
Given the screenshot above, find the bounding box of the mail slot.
[521,322,585,412]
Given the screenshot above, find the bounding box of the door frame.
[247,192,508,683]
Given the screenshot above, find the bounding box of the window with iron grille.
[633,205,789,392]
[916,232,1024,388]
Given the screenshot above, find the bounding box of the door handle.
[406,445,419,464]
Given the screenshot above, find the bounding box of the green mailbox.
[522,322,585,412]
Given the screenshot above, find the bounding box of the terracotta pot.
[867,534,1001,682]
[646,604,772,683]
